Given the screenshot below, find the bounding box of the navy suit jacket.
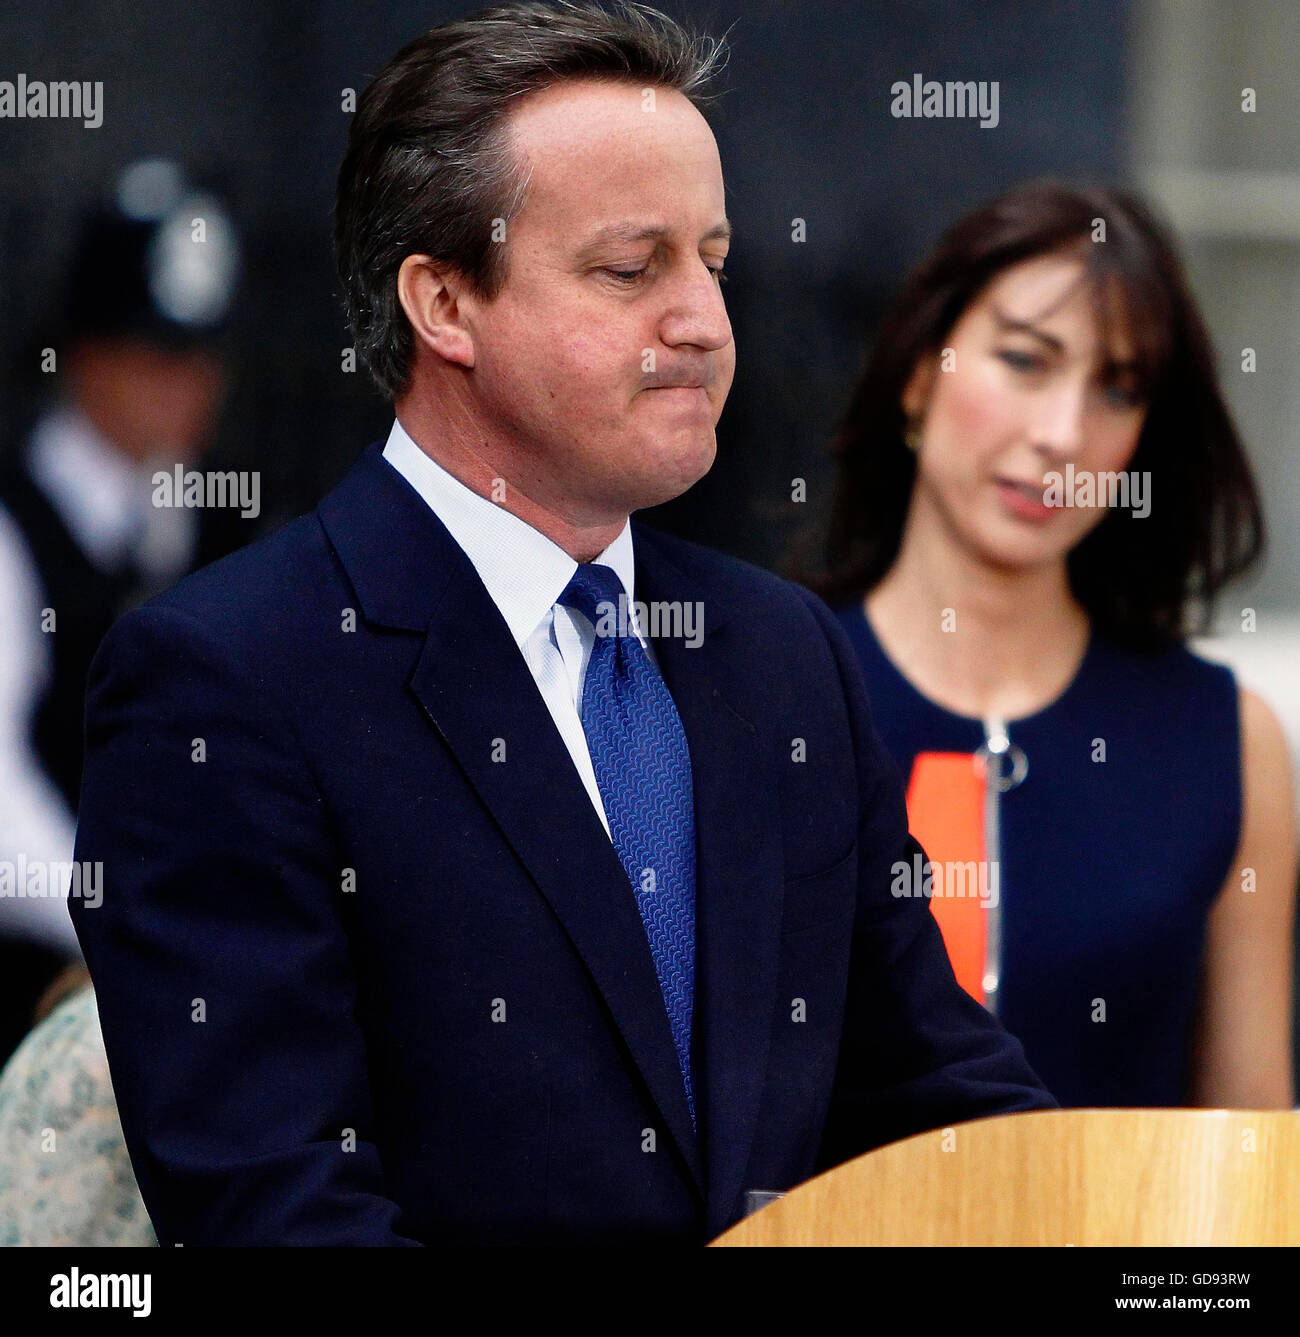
[69,440,1055,1246]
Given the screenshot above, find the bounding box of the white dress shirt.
[27,404,196,581]
[0,503,79,954]
[382,417,658,839]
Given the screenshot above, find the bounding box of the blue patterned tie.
[558,563,698,1128]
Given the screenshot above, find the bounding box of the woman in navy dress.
[803,181,1295,1107]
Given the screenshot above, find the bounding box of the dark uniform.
[0,160,244,1065]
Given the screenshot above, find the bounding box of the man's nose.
[658,260,732,353]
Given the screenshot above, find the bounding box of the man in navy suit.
[69,2,1055,1246]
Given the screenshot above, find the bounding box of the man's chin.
[632,434,717,509]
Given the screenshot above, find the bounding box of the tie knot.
[558,562,627,630]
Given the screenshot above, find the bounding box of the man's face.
[69,338,225,464]
[461,78,734,524]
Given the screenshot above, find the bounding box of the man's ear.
[901,352,938,421]
[397,255,475,370]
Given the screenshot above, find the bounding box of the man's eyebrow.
[574,219,733,256]
[990,306,1064,353]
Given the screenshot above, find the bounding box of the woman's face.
[902,250,1149,572]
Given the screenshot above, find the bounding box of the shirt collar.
[381,417,637,649]
[28,404,151,567]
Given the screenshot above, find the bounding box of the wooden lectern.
[711,1109,1300,1245]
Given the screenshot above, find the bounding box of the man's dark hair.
[336,1,727,400]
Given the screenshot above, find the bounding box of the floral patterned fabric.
[0,983,156,1245]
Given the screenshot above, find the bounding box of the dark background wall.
[0,0,1130,568]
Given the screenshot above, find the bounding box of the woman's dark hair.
[335,1,727,400]
[801,179,1264,651]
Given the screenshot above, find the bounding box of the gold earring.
[904,421,922,453]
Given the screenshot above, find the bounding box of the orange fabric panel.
[904,752,987,1004]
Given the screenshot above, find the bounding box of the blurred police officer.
[0,158,242,1065]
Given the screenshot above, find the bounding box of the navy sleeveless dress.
[834,601,1242,1107]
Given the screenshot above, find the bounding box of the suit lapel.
[319,446,788,1225]
[633,529,785,1236]
[406,574,706,1194]
[319,446,706,1194]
